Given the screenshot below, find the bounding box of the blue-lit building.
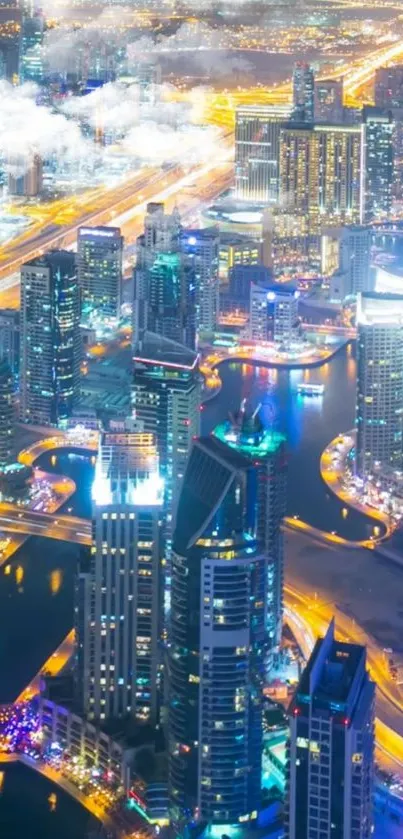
[250,280,299,344]
[19,14,44,83]
[168,435,268,829]
[361,107,394,223]
[77,225,123,324]
[0,356,14,465]
[180,227,219,337]
[20,251,80,426]
[286,620,375,839]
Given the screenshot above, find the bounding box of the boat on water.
[297,383,325,396]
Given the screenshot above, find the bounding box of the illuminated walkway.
[320,431,393,541]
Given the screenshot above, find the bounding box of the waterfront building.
[0,357,14,465]
[0,308,19,376]
[20,251,80,426]
[213,410,287,648]
[168,435,267,827]
[77,226,123,324]
[279,123,362,233]
[292,63,315,123]
[76,425,163,723]
[229,264,272,309]
[235,104,291,203]
[132,332,201,550]
[314,78,343,124]
[360,107,394,223]
[286,619,375,839]
[356,292,403,478]
[250,280,299,344]
[180,227,219,337]
[328,225,372,301]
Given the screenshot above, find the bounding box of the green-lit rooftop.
[213,417,286,458]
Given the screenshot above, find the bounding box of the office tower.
[168,436,267,827]
[8,154,42,197]
[180,228,219,336]
[286,619,375,839]
[132,332,201,547]
[19,13,43,83]
[0,357,14,465]
[338,225,372,297]
[292,63,315,123]
[235,104,291,203]
[250,280,299,344]
[361,107,394,222]
[77,226,123,324]
[375,66,403,109]
[213,408,287,647]
[77,427,163,723]
[0,309,19,376]
[133,203,184,348]
[280,123,362,233]
[218,234,261,281]
[356,292,403,478]
[0,5,21,81]
[20,251,80,426]
[314,79,343,123]
[146,251,195,350]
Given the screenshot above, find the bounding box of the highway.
[0,504,90,544]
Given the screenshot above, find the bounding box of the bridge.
[0,503,90,545]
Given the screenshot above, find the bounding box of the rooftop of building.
[293,620,366,709]
[180,226,219,241]
[21,249,75,270]
[214,413,285,459]
[78,225,122,238]
[357,290,403,325]
[134,331,198,370]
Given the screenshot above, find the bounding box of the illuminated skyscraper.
[292,63,315,123]
[286,620,374,839]
[356,292,403,478]
[0,357,14,465]
[20,251,80,426]
[235,104,291,202]
[0,308,19,376]
[213,410,287,648]
[180,227,219,336]
[280,123,362,232]
[375,66,403,109]
[76,424,163,723]
[8,154,42,197]
[77,226,123,324]
[360,107,394,222]
[328,225,372,301]
[168,435,267,828]
[132,332,201,548]
[19,13,43,83]
[314,78,343,124]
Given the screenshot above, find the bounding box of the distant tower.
[356,292,403,478]
[180,227,220,337]
[235,104,291,202]
[286,620,375,839]
[8,155,43,197]
[77,226,123,324]
[0,358,14,465]
[292,63,315,123]
[20,251,80,426]
[361,107,394,222]
[314,78,343,123]
[76,423,163,723]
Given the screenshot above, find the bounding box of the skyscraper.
[0,357,14,465]
[77,226,123,324]
[168,435,267,827]
[286,620,375,839]
[213,409,287,648]
[20,251,80,426]
[356,291,403,478]
[292,63,315,123]
[314,79,343,124]
[19,13,43,83]
[280,123,362,232]
[180,227,219,337]
[329,225,372,300]
[235,104,291,203]
[0,309,19,376]
[8,155,43,197]
[76,425,163,723]
[132,332,201,550]
[360,107,394,223]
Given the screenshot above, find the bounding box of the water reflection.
[50,569,63,596]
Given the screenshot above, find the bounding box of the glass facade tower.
[168,435,268,829]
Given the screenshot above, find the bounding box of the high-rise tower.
[286,620,375,839]
[180,227,220,337]
[77,226,123,324]
[168,435,267,828]
[0,357,14,465]
[360,107,394,223]
[356,291,403,478]
[20,251,80,426]
[76,423,163,723]
[235,104,291,203]
[292,63,315,123]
